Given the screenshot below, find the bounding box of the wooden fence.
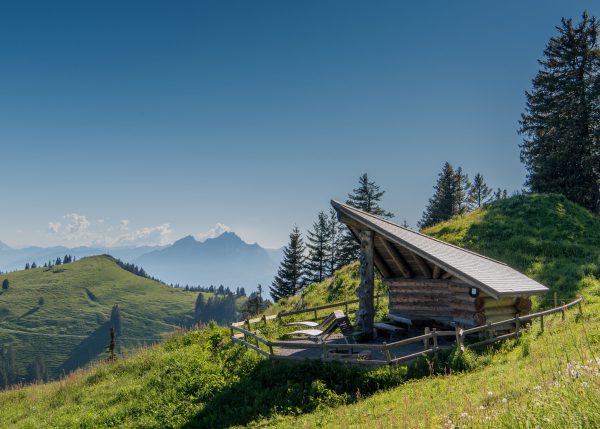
[230,296,583,366]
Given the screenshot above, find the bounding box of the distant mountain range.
[0,233,282,292]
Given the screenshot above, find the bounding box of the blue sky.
[0,1,597,248]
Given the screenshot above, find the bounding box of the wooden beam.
[412,254,432,278]
[441,271,453,279]
[432,265,441,279]
[373,249,393,278]
[357,230,375,338]
[379,239,413,278]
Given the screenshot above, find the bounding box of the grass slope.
[0,255,197,380]
[1,194,599,428]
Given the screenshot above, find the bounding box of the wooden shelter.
[331,200,549,335]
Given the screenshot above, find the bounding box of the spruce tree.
[305,211,332,284]
[453,167,470,215]
[467,173,493,208]
[338,174,393,265]
[2,279,8,290]
[419,162,457,229]
[519,12,600,214]
[270,226,306,302]
[195,293,206,322]
[327,208,344,275]
[110,304,122,336]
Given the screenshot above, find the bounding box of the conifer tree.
[327,208,344,275]
[519,12,600,214]
[31,262,37,269]
[453,167,470,215]
[419,162,457,229]
[24,263,30,270]
[270,226,306,302]
[195,293,206,322]
[338,174,393,265]
[1,279,8,290]
[110,304,122,336]
[305,211,331,284]
[467,173,493,208]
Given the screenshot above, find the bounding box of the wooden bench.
[374,322,405,338]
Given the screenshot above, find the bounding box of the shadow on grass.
[183,358,407,429]
[60,321,112,374]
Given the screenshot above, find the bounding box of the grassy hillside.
[0,255,198,381]
[0,194,599,428]
[423,193,600,301]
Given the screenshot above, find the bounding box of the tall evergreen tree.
[467,173,493,209]
[2,279,8,290]
[195,293,206,322]
[327,208,344,275]
[419,162,457,229]
[453,167,470,215]
[519,12,600,214]
[270,226,306,302]
[110,304,123,336]
[305,211,332,284]
[338,174,394,265]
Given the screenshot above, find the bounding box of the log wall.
[385,278,532,326]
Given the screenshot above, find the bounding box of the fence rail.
[230,296,584,366]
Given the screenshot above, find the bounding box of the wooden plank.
[379,239,413,278]
[411,253,433,278]
[231,336,271,357]
[432,265,442,279]
[373,250,393,278]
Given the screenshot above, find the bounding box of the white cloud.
[195,223,231,241]
[46,214,173,247]
[48,222,62,234]
[64,213,90,235]
[112,223,173,246]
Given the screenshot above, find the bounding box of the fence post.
[577,297,583,315]
[515,314,521,336]
[314,309,318,320]
[345,302,349,314]
[554,291,558,308]
[455,326,464,352]
[230,326,234,343]
[487,322,493,340]
[561,305,566,321]
[383,342,391,363]
[539,314,544,333]
[262,314,267,328]
[432,328,438,351]
[423,327,430,350]
[268,341,274,357]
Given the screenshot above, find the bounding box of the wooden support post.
[383,342,391,363]
[577,297,583,315]
[230,326,234,342]
[561,306,566,321]
[268,341,274,356]
[262,314,267,328]
[487,322,493,340]
[314,309,318,320]
[455,327,464,352]
[357,230,375,338]
[539,314,544,333]
[423,327,430,350]
[515,314,521,336]
[432,328,438,351]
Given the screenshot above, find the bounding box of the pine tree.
[419,162,457,229]
[467,173,493,208]
[338,174,394,265]
[31,262,37,269]
[270,226,306,302]
[519,12,600,214]
[110,304,122,336]
[1,279,8,290]
[195,293,206,322]
[305,211,332,284]
[327,208,344,275]
[24,263,30,270]
[453,167,470,215]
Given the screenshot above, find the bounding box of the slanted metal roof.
[331,200,549,298]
